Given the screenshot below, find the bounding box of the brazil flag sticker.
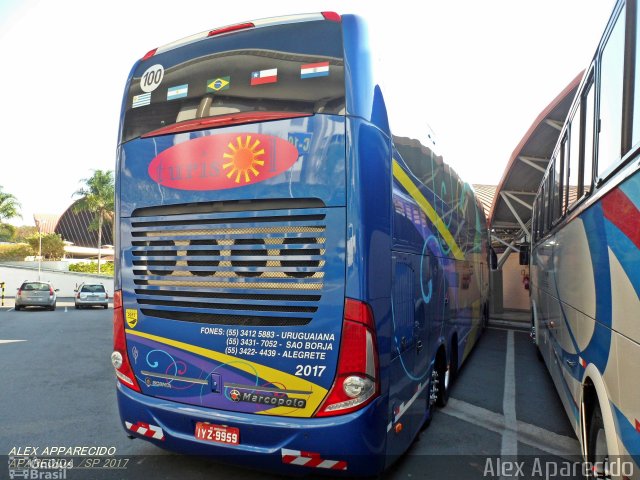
[207,77,230,92]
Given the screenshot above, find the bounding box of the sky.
[0,0,616,226]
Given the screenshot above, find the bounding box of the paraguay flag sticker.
[300,61,330,79]
[251,68,278,86]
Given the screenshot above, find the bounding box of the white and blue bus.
[531,0,640,477]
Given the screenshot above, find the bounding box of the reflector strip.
[635,419,640,433]
[386,380,428,432]
[579,356,587,368]
[125,421,165,440]
[281,449,347,470]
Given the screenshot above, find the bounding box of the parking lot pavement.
[385,326,580,479]
[0,310,580,479]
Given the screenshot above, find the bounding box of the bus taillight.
[321,12,341,22]
[315,299,379,417]
[141,48,157,61]
[208,22,255,37]
[111,290,141,392]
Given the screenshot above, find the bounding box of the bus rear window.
[121,20,344,143]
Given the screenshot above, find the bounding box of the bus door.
[388,253,427,457]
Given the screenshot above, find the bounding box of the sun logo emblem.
[222,135,265,184]
[229,389,241,402]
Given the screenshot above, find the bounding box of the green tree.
[14,225,38,243]
[73,170,115,274]
[26,233,65,260]
[0,244,34,261]
[0,185,21,222]
[0,223,16,242]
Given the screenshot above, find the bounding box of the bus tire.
[435,351,450,408]
[587,403,610,479]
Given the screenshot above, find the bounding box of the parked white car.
[74,283,109,309]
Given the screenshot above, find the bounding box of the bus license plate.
[195,422,240,445]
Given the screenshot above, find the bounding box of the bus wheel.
[588,404,611,479]
[435,352,450,407]
[422,369,439,430]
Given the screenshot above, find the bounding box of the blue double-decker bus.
[113,12,489,476]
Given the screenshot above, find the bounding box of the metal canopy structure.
[488,72,583,266]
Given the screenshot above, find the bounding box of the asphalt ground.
[0,303,581,480]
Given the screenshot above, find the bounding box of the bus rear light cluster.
[112,290,141,392]
[315,299,379,416]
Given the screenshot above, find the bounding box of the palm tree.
[73,170,115,274]
[0,185,21,223]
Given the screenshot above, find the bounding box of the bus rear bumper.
[116,383,387,476]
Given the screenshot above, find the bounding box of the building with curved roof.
[54,200,113,249]
[486,72,583,314]
[489,72,583,265]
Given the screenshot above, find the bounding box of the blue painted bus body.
[114,13,488,476]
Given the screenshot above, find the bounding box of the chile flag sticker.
[148,133,300,191]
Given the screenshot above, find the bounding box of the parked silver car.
[15,281,58,311]
[74,283,109,309]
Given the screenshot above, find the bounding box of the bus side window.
[551,153,562,225]
[535,192,542,242]
[597,6,626,179]
[567,106,581,210]
[560,137,569,214]
[582,81,596,196]
[544,174,552,233]
[539,186,545,240]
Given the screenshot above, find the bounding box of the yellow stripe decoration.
[126,329,327,418]
[392,160,465,260]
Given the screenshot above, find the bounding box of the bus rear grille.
[126,202,328,326]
